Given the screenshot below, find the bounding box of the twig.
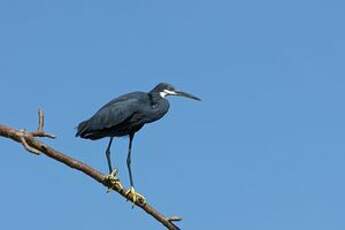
[168,216,183,222]
[0,110,181,230]
[19,133,40,155]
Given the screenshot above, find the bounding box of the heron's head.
[151,82,201,101]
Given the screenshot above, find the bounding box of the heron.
[76,82,200,204]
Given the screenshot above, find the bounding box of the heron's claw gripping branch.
[105,169,123,192]
[125,186,146,208]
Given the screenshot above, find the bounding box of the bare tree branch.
[0,110,181,230]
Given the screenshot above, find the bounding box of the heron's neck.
[148,92,164,104]
[145,92,170,123]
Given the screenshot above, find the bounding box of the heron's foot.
[125,186,146,207]
[105,169,123,192]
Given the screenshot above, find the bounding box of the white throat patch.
[160,89,176,98]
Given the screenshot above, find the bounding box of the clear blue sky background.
[1,0,345,229]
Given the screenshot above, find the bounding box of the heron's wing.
[76,92,148,138]
[87,97,141,131]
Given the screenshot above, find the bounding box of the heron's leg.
[125,133,145,206]
[127,133,135,188]
[104,137,122,192]
[105,137,114,173]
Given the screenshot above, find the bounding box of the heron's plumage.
[76,91,170,140]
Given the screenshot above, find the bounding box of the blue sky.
[1,0,345,229]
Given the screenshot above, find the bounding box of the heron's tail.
[75,120,89,137]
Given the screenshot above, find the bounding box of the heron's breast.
[144,100,170,124]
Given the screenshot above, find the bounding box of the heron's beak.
[174,90,201,101]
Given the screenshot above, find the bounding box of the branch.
[0,109,182,230]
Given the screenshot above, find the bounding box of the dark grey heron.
[76,82,200,203]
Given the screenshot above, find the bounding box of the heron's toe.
[125,187,145,207]
[105,169,123,192]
